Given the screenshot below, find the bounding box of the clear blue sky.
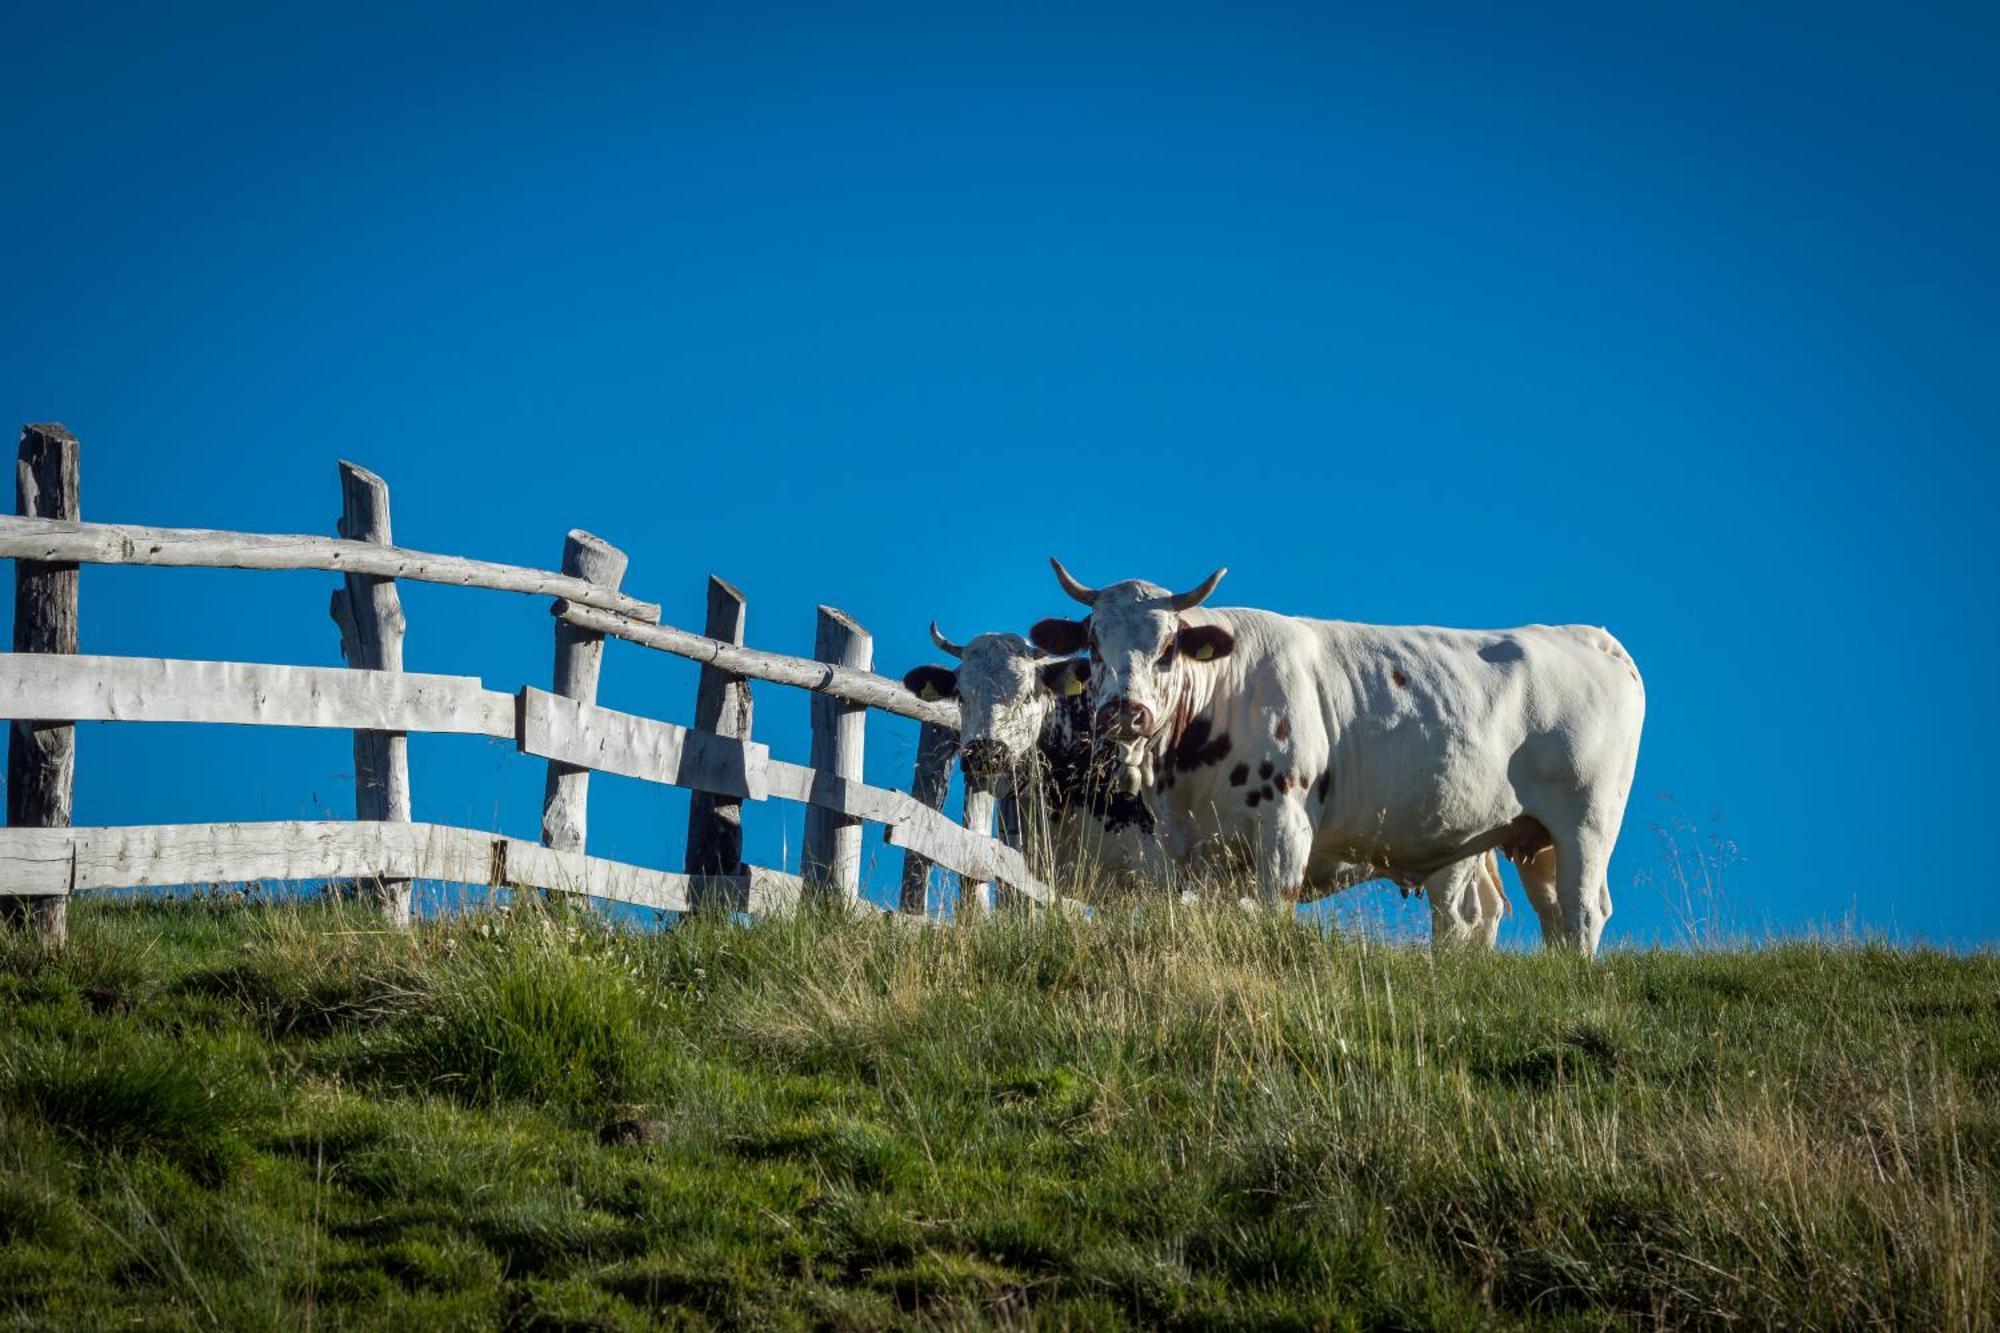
[4,2,1995,945]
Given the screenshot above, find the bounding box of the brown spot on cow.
[1228,762,1249,787]
[1171,717,1232,773]
[1391,668,1408,688]
[1275,773,1292,793]
[1273,715,1291,741]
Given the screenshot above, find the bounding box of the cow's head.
[1027,558,1235,792]
[901,622,1090,793]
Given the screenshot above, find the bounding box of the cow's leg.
[1424,858,1491,947]
[1425,852,1505,949]
[1254,800,1314,906]
[1473,850,1507,947]
[1515,846,1564,947]
[1551,818,1616,956]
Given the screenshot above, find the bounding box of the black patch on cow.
[1315,771,1332,801]
[1245,790,1262,808]
[1228,763,1248,787]
[1274,716,1291,741]
[1258,759,1274,780]
[901,664,958,701]
[1175,623,1237,663]
[1029,617,1089,656]
[1259,785,1274,801]
[1170,716,1231,773]
[1275,773,1291,793]
[1034,690,1156,839]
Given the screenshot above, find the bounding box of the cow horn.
[928,621,965,659]
[1049,557,1099,606]
[1167,566,1227,611]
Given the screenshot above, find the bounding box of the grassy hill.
[0,894,1993,1330]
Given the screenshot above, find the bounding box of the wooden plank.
[0,822,856,923]
[4,424,79,944]
[802,607,870,899]
[518,688,770,800]
[685,575,752,889]
[898,720,956,915]
[488,833,694,913]
[329,462,411,925]
[554,599,958,728]
[0,515,662,622]
[0,654,515,736]
[540,531,628,854]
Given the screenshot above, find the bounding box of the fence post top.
[21,423,77,447]
[816,605,866,635]
[336,460,388,489]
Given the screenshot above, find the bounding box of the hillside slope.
[1,896,1994,1330]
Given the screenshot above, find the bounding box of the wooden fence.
[0,423,1051,946]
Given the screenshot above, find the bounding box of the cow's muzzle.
[957,739,1016,784]
[1095,699,1154,741]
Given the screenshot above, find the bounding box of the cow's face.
[902,625,1090,793]
[1028,560,1235,792]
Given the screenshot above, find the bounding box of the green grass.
[0,893,1993,1330]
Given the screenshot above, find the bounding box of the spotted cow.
[902,624,1159,881]
[1029,561,1644,955]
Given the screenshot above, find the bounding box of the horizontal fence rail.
[0,819,848,917]
[554,599,960,729]
[0,651,1055,906]
[0,653,516,738]
[0,515,662,623]
[518,687,772,801]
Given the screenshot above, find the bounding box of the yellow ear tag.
[918,684,940,701]
[1064,677,1084,697]
[1194,643,1215,661]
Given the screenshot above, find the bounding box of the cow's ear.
[902,665,959,702]
[1029,616,1089,656]
[1176,623,1236,663]
[1039,657,1090,698]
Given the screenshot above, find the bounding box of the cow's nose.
[1095,700,1153,739]
[958,739,1013,780]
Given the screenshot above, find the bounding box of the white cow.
[1028,561,1644,955]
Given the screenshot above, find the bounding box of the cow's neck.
[1158,665,1218,763]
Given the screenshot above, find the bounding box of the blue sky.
[4,2,1995,944]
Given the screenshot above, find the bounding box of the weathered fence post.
[897,720,956,914]
[328,462,412,926]
[685,575,752,904]
[958,788,997,917]
[802,606,870,901]
[3,424,79,946]
[539,531,629,861]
